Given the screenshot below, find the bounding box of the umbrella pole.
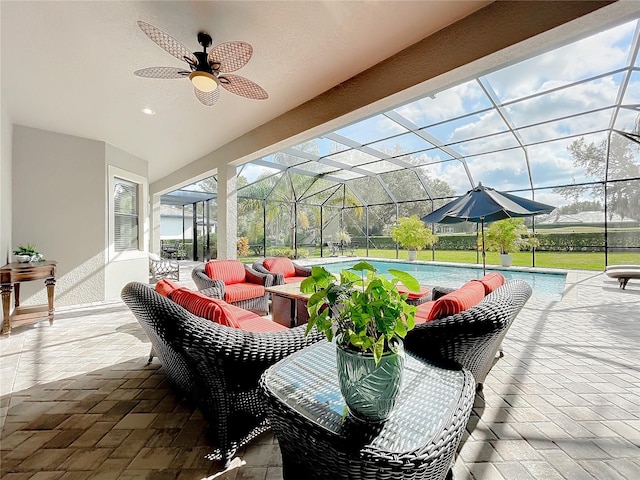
[481,218,486,275]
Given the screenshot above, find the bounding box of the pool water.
[322,260,566,300]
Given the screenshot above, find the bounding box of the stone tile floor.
[1,262,639,479]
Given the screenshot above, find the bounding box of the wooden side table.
[1,261,57,335]
[265,282,311,328]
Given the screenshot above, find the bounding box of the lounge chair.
[605,265,640,289]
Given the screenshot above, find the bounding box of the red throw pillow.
[205,260,246,285]
[397,284,431,300]
[168,288,241,328]
[263,257,296,278]
[155,278,179,297]
[427,280,485,321]
[478,272,506,295]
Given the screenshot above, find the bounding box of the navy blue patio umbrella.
[421,183,555,274]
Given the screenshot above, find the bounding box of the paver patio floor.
[1,262,639,479]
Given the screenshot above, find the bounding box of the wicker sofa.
[405,279,532,391]
[121,281,324,466]
[252,257,312,285]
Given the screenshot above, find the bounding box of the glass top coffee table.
[260,340,475,480]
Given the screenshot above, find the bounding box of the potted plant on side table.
[13,244,44,263]
[391,216,438,261]
[484,218,538,267]
[300,261,420,423]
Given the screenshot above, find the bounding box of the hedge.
[352,231,639,252]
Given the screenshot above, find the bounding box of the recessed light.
[141,107,156,115]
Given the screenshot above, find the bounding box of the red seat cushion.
[427,281,486,321]
[168,288,241,329]
[283,276,309,284]
[263,257,296,278]
[397,284,431,300]
[205,260,246,285]
[224,283,266,303]
[155,278,180,297]
[477,272,505,295]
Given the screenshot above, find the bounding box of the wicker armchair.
[252,257,312,285]
[192,260,272,315]
[149,253,179,281]
[121,281,324,466]
[405,280,532,390]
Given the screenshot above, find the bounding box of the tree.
[553,134,640,221]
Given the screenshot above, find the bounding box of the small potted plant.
[483,218,538,267]
[390,215,438,261]
[300,261,420,422]
[13,244,44,263]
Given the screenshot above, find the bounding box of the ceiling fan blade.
[138,21,197,65]
[219,74,268,100]
[194,87,220,107]
[209,41,253,73]
[134,67,189,79]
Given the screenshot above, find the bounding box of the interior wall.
[12,126,106,307]
[0,106,11,266]
[104,144,149,299]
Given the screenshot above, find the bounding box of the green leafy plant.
[13,244,40,255]
[483,218,539,254]
[13,243,44,261]
[391,216,438,251]
[300,261,419,364]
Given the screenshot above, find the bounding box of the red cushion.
[224,283,266,303]
[283,276,309,284]
[205,260,246,285]
[169,288,241,329]
[263,257,296,278]
[478,272,506,295]
[236,315,288,332]
[155,278,179,297]
[414,301,437,324]
[397,284,431,300]
[427,281,485,321]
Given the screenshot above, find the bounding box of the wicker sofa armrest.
[245,265,273,287]
[432,286,457,300]
[252,260,269,274]
[293,264,312,277]
[191,266,226,295]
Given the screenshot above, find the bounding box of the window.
[108,165,147,260]
[114,178,138,251]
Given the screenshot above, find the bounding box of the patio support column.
[150,193,162,254]
[217,162,237,260]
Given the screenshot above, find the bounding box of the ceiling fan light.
[189,71,219,93]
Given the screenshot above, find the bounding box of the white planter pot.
[14,254,31,263]
[500,253,513,267]
[407,250,417,261]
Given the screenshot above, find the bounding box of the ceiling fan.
[134,21,268,107]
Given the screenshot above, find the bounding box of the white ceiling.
[0,0,491,183]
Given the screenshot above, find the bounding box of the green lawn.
[329,249,640,271]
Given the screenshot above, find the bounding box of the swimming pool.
[321,259,566,299]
